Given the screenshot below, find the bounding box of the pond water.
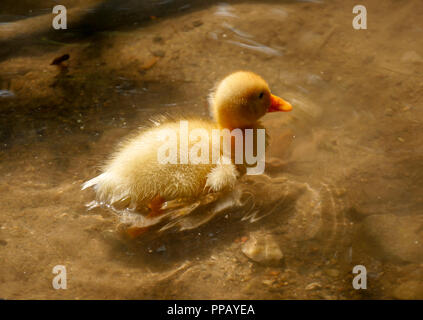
[0,0,422,299]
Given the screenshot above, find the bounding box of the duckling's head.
[209,71,292,129]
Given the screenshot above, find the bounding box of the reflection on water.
[0,0,422,299]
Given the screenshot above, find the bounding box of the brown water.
[0,0,422,299]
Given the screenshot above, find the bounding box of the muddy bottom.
[0,0,422,299]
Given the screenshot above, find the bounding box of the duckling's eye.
[258,92,264,99]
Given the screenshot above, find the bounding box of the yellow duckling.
[82,71,292,219]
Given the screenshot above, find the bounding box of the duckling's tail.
[81,173,105,191]
[82,173,132,208]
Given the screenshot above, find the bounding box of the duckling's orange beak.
[268,94,293,112]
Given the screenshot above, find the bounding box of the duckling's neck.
[217,121,264,132]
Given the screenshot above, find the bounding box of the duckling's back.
[82,119,221,209]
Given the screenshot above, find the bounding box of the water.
[0,0,422,299]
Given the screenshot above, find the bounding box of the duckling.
[82,71,292,219]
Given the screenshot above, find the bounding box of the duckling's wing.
[205,157,239,192]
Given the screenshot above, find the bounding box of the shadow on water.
[0,0,305,150]
[0,0,299,63]
[0,0,249,148]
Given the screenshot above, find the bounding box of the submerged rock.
[305,282,322,291]
[241,232,283,265]
[0,90,15,98]
[401,51,423,63]
[358,214,423,263]
[324,269,340,278]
